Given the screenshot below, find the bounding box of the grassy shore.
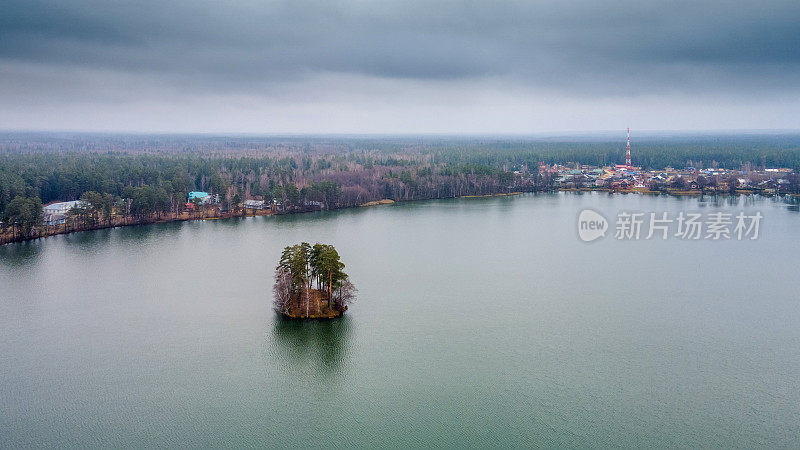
[360,199,395,207]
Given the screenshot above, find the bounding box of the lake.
[1,192,799,447]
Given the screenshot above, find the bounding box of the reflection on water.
[112,220,184,243]
[0,221,192,268]
[778,194,800,212]
[269,206,370,228]
[64,220,185,253]
[62,227,115,252]
[696,193,739,208]
[204,215,249,229]
[724,194,741,207]
[0,240,43,267]
[268,315,352,377]
[740,195,759,208]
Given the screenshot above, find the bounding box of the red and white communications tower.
[625,127,631,167]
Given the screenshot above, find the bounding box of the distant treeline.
[425,134,800,171]
[2,133,799,234]
[3,132,800,169]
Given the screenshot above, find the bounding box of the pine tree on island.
[273,242,356,319]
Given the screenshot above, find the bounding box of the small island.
[273,242,356,319]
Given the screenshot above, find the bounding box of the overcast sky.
[1,0,798,133]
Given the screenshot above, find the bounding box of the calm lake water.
[1,192,799,448]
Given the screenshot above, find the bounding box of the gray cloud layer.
[1,0,799,132]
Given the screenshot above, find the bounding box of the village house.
[43,200,84,225]
[243,199,266,210]
[188,191,212,204]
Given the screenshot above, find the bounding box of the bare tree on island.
[272,267,293,316]
[273,242,356,318]
[334,278,357,309]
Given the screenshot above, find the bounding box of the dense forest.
[2,133,800,238]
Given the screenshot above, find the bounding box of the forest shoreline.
[0,206,275,245]
[1,189,796,246]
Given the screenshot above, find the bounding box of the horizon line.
[2,128,800,138]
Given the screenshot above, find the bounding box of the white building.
[243,199,266,209]
[43,200,83,225]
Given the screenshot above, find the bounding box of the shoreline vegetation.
[2,134,799,245]
[2,188,796,245]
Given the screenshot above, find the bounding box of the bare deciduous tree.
[335,278,357,309]
[273,267,293,315]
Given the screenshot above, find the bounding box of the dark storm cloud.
[1,0,799,133]
[2,0,799,94]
